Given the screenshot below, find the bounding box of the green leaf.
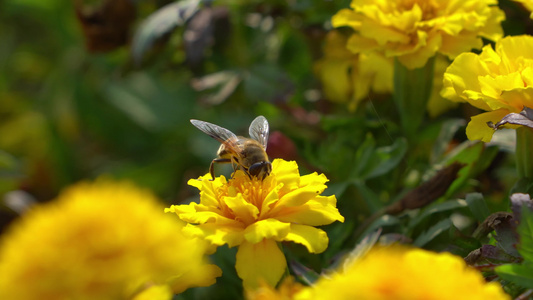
[356,214,400,243]
[353,136,407,180]
[413,218,452,247]
[393,56,435,136]
[518,207,533,263]
[496,263,533,289]
[465,193,491,223]
[131,0,201,64]
[408,199,467,229]
[364,138,407,179]
[353,180,383,213]
[430,118,466,164]
[352,134,376,179]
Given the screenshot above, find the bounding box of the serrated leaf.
[413,218,452,247]
[131,0,201,64]
[496,262,533,289]
[465,193,491,223]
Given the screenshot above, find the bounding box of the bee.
[190,116,272,180]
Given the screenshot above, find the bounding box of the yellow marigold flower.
[442,35,533,142]
[314,30,393,111]
[295,245,510,300]
[332,0,505,69]
[0,180,221,300]
[166,159,344,289]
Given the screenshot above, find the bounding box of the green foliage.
[1,0,532,297]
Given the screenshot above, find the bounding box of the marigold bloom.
[442,35,533,142]
[332,0,505,69]
[0,180,221,300]
[166,159,344,289]
[296,246,510,300]
[314,30,393,111]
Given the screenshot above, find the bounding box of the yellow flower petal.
[284,225,329,253]
[295,245,510,300]
[184,223,244,247]
[236,240,287,289]
[169,159,344,288]
[333,0,504,69]
[331,8,361,29]
[244,219,291,244]
[465,110,509,142]
[273,196,345,226]
[133,285,173,300]
[0,180,219,300]
[226,193,260,225]
[442,35,533,141]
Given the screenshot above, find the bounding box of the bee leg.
[210,158,231,180]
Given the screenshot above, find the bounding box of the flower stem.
[393,56,436,138]
[516,126,533,179]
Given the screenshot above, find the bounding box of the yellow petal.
[500,87,533,111]
[272,196,345,226]
[133,285,173,300]
[277,185,326,207]
[185,223,245,247]
[169,264,222,294]
[284,225,329,253]
[466,109,510,142]
[225,194,260,225]
[331,8,361,29]
[244,219,290,244]
[346,35,380,54]
[441,51,492,110]
[235,240,287,289]
[439,32,482,58]
[315,59,353,104]
[271,159,300,191]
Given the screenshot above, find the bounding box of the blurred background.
[2,0,533,257]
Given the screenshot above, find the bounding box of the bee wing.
[190,119,238,144]
[249,115,269,150]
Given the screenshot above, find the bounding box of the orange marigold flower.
[166,159,344,289]
[333,0,505,69]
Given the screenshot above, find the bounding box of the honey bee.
[190,116,272,180]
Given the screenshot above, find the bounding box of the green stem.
[393,56,436,138]
[516,126,533,179]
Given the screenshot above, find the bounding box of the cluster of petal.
[442,35,533,142]
[295,245,510,300]
[314,30,393,111]
[333,0,505,69]
[0,179,221,300]
[166,159,344,289]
